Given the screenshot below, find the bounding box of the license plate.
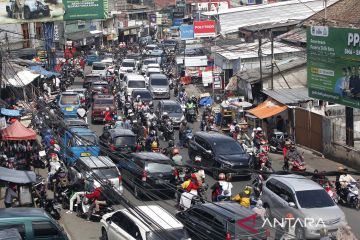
[65,107,73,111]
[80,152,91,157]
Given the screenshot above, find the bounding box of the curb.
[296,144,324,158]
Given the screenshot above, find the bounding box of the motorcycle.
[183,128,193,148]
[76,196,114,221]
[186,107,197,123]
[38,198,61,220]
[255,142,272,170]
[290,160,306,172]
[337,182,360,209]
[162,121,174,141]
[269,131,285,153]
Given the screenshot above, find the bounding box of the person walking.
[4,183,18,208]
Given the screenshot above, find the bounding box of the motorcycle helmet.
[235,126,240,132]
[136,95,140,101]
[149,101,153,108]
[168,140,174,147]
[117,116,122,121]
[150,130,156,137]
[182,120,187,125]
[106,107,110,111]
[172,148,179,156]
[233,120,237,125]
[243,186,252,195]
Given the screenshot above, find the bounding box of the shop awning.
[247,98,287,119]
[29,66,60,78]
[0,167,36,184]
[90,30,103,35]
[1,120,37,140]
[0,108,22,117]
[7,70,40,87]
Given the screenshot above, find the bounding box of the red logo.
[193,21,216,38]
[237,214,259,234]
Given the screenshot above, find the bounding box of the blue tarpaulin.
[0,108,22,117]
[199,96,213,106]
[29,65,60,77]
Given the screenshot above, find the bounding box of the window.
[122,61,135,68]
[93,168,119,179]
[32,221,59,238]
[195,137,209,150]
[115,136,136,146]
[60,94,79,105]
[146,162,173,173]
[150,77,168,86]
[296,190,335,208]
[128,81,146,88]
[277,184,295,203]
[94,99,113,105]
[112,212,141,239]
[0,224,26,239]
[214,140,245,155]
[266,179,281,195]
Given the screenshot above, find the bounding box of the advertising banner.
[63,0,108,20]
[173,11,184,19]
[180,24,194,40]
[194,20,216,38]
[307,26,360,108]
[0,0,63,24]
[173,18,182,27]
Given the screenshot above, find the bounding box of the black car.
[157,100,184,127]
[83,74,102,88]
[117,152,176,199]
[131,89,154,104]
[99,128,136,155]
[176,202,267,240]
[188,132,252,178]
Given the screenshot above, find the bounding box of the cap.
[256,127,262,131]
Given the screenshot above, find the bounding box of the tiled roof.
[303,0,360,28]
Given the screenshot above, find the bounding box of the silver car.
[260,174,347,239]
[148,74,170,99]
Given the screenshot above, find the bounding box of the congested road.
[59,68,360,240]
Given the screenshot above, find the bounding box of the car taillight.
[118,175,123,184]
[225,232,231,240]
[110,144,116,151]
[142,170,148,182]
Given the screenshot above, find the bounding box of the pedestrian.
[279,213,296,240]
[252,199,266,220]
[4,183,18,208]
[216,173,233,201]
[336,225,357,240]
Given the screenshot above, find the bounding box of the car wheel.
[101,229,108,240]
[295,226,305,240]
[134,185,142,199]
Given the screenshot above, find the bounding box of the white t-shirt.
[219,181,233,197]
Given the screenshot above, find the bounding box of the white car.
[120,59,137,73]
[123,74,147,96]
[100,205,191,240]
[91,62,107,77]
[145,67,161,84]
[141,58,158,74]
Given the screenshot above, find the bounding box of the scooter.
[186,107,197,123]
[337,182,360,209]
[76,196,114,221]
[162,121,174,141]
[183,128,193,148]
[290,160,306,172]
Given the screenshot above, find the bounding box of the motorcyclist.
[282,140,292,170]
[202,104,212,121]
[285,144,303,166]
[237,128,251,145]
[145,130,159,152]
[178,88,187,103]
[253,127,265,149]
[179,173,200,210]
[133,95,142,110]
[190,95,198,114]
[114,116,124,128]
[163,140,175,156]
[146,109,157,121]
[104,107,113,123]
[179,120,187,147]
[185,99,195,121]
[84,186,105,221]
[47,153,61,186]
[231,186,252,208]
[337,166,357,202]
[211,173,233,202]
[172,148,184,166]
[230,120,237,133]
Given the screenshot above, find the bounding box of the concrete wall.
[322,116,360,170]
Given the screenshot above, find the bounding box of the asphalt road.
[59,73,360,240]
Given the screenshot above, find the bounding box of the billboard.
[194,20,216,38]
[63,0,108,20]
[180,24,194,40]
[0,0,63,24]
[173,18,182,27]
[307,26,360,108]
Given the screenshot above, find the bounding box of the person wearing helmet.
[230,120,238,133]
[231,186,252,208]
[172,148,184,166]
[146,109,157,121]
[253,127,265,149]
[163,140,175,157]
[237,127,251,145]
[179,173,200,210]
[232,125,240,140]
[179,120,187,148]
[104,107,113,123]
[337,166,356,203]
[211,173,233,202]
[114,116,124,128]
[145,130,159,152]
[284,144,303,170]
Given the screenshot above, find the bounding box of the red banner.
[194,20,216,38]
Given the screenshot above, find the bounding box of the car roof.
[147,68,161,72]
[132,89,151,94]
[149,74,167,79]
[160,100,181,106]
[131,152,171,161]
[197,202,256,220]
[121,205,184,231]
[126,74,145,80]
[69,127,96,135]
[92,81,108,84]
[0,208,49,219]
[109,128,136,137]
[66,88,86,92]
[65,119,88,126]
[61,91,78,96]
[79,156,116,169]
[143,58,158,62]
[101,58,113,63]
[123,59,136,62]
[268,174,323,191]
[195,131,234,142]
[93,94,113,99]
[93,62,105,65]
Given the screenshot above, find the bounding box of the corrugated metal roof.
[262,88,312,105]
[202,0,338,35]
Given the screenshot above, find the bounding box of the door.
[185,208,216,240]
[264,179,283,219]
[31,221,64,240]
[275,182,295,219]
[107,212,136,240]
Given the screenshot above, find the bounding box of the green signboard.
[307,26,360,108]
[63,0,108,20]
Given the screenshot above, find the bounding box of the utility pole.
[5,33,10,56]
[270,31,274,90]
[0,50,2,100]
[346,107,354,147]
[258,34,263,90]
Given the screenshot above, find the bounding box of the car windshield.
[144,59,157,65]
[146,228,188,240]
[163,104,182,113]
[122,61,135,68]
[92,64,105,70]
[151,77,168,86]
[71,135,98,147]
[93,168,119,179]
[214,140,245,155]
[133,91,152,99]
[128,81,145,88]
[94,99,113,105]
[60,95,79,105]
[296,190,335,208]
[85,76,100,82]
[146,162,173,173]
[115,136,136,146]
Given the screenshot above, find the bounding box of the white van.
[123,74,147,96]
[91,62,107,77]
[100,205,190,240]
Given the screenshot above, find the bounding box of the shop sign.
[124,30,129,36]
[63,0,108,20]
[54,24,60,42]
[180,24,194,40]
[213,73,223,90]
[194,21,216,38]
[130,29,137,35]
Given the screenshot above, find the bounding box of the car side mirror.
[206,150,212,155]
[76,172,83,180]
[289,202,296,208]
[106,217,112,223]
